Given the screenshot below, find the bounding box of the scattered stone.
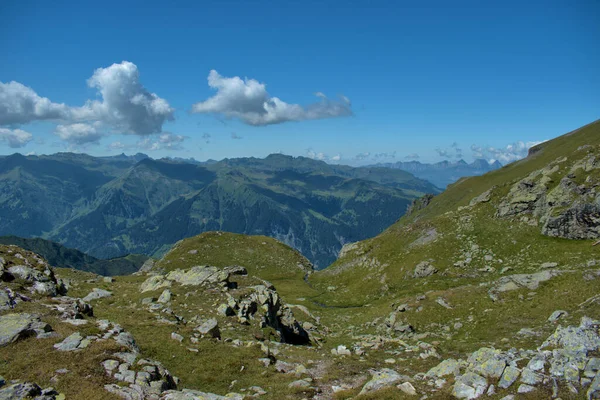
[0,313,47,347]
[360,369,403,395]
[288,379,311,389]
[398,382,417,395]
[498,366,520,389]
[413,261,437,278]
[82,288,112,302]
[103,277,114,283]
[195,319,220,339]
[451,372,487,399]
[435,297,452,309]
[171,332,184,343]
[517,384,536,393]
[53,332,83,351]
[548,310,568,323]
[140,275,172,292]
[158,289,172,304]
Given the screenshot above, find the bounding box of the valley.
[1,120,599,399]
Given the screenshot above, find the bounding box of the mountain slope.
[0,235,147,276]
[0,153,438,268]
[370,158,502,188]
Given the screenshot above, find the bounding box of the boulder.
[0,382,42,400]
[359,369,404,395]
[195,319,220,339]
[0,313,44,347]
[54,332,83,351]
[166,266,230,287]
[413,261,437,278]
[140,275,172,293]
[82,288,112,302]
[452,372,488,399]
[158,289,172,304]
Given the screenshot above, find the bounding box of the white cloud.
[306,148,327,161]
[404,153,420,160]
[354,152,370,161]
[55,123,104,145]
[331,154,341,161]
[0,81,74,125]
[0,61,174,141]
[137,132,186,151]
[0,128,33,148]
[82,61,174,135]
[191,70,352,126]
[435,148,452,158]
[471,140,545,163]
[372,151,396,160]
[108,141,127,150]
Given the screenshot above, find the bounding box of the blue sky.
[0,0,598,165]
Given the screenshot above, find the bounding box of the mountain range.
[369,158,503,188]
[1,120,599,399]
[0,152,438,268]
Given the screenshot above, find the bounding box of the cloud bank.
[0,128,33,148]
[192,70,352,126]
[0,61,175,148]
[471,140,544,164]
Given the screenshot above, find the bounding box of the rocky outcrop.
[0,246,66,296]
[0,382,61,400]
[413,261,437,278]
[425,317,600,399]
[225,285,310,344]
[140,266,231,293]
[496,151,600,240]
[0,313,52,347]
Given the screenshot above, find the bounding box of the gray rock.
[359,368,403,395]
[588,373,600,400]
[195,319,220,339]
[274,360,297,373]
[0,382,42,399]
[54,332,83,351]
[517,384,536,393]
[468,348,506,379]
[223,266,247,276]
[451,372,487,399]
[520,368,543,385]
[158,289,172,304]
[82,288,112,302]
[171,332,184,342]
[140,275,171,292]
[166,266,230,287]
[541,317,600,352]
[217,304,234,316]
[0,313,44,347]
[102,360,120,375]
[398,382,417,396]
[288,379,311,389]
[548,310,568,323]
[116,332,140,352]
[160,389,243,399]
[584,358,600,378]
[413,261,437,278]
[427,359,461,378]
[498,365,520,389]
